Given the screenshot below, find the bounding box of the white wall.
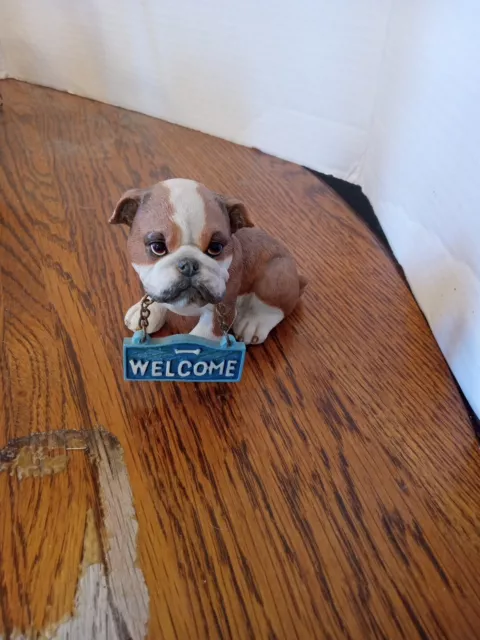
[0,40,6,79]
[0,0,391,176]
[1,0,479,415]
[362,0,480,416]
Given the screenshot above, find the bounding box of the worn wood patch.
[0,429,149,640]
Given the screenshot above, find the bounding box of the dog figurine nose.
[177,258,199,277]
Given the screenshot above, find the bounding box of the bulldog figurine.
[110,179,307,345]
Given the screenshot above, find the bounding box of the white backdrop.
[0,0,392,175]
[0,40,6,78]
[362,1,480,418]
[1,0,479,415]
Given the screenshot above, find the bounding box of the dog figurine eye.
[206,241,224,257]
[150,241,168,257]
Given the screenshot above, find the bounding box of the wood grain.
[0,79,479,640]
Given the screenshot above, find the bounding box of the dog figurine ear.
[217,194,254,233]
[109,188,151,226]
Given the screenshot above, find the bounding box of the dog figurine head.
[110,179,253,310]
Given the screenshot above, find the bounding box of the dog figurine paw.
[111,179,306,345]
[124,299,167,334]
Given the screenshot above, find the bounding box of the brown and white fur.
[110,179,306,345]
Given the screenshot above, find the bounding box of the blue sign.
[124,332,246,383]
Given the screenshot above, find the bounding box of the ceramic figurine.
[110,179,307,346]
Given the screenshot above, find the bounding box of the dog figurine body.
[110,179,306,345]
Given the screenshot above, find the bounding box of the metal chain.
[215,303,236,346]
[138,294,154,342]
[137,295,235,346]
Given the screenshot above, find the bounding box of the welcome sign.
[124,333,246,383]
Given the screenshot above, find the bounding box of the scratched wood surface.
[0,79,480,640]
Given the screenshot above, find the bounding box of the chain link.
[215,303,236,346]
[138,294,154,342]
[215,303,229,335]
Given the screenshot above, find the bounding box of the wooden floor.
[1,80,480,640]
